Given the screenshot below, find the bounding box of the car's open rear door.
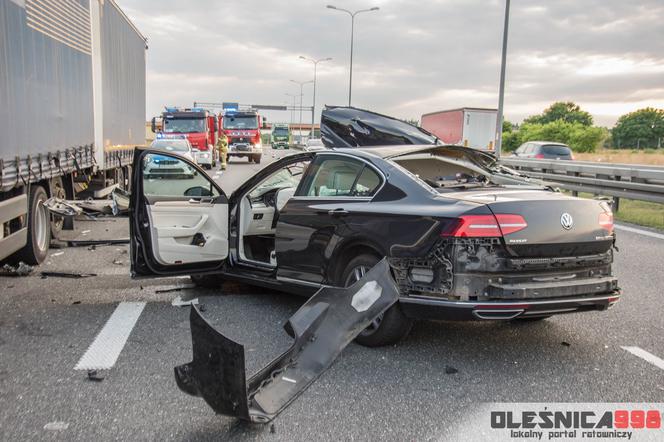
[130,149,229,277]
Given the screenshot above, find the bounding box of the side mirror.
[151,117,157,133]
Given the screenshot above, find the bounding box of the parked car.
[150,138,195,162]
[130,108,619,348]
[513,141,574,160]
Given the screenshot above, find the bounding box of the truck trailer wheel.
[49,176,66,237]
[252,155,261,164]
[15,185,50,265]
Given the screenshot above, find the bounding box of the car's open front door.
[130,149,229,277]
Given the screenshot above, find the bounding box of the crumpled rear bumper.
[174,258,399,423]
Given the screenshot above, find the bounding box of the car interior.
[391,152,491,190]
[238,161,309,266]
[237,157,383,267]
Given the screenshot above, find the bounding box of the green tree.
[502,119,513,133]
[524,102,593,126]
[612,107,664,148]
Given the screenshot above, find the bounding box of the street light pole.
[285,93,298,128]
[300,56,332,139]
[495,0,511,159]
[290,79,313,142]
[326,5,379,106]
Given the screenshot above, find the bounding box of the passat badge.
[560,212,574,230]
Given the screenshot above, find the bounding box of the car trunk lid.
[442,188,613,256]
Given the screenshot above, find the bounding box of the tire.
[339,254,413,347]
[253,155,261,164]
[15,185,50,265]
[190,274,224,289]
[49,176,66,238]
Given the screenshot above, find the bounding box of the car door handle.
[328,208,349,216]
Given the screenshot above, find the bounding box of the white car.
[150,138,195,162]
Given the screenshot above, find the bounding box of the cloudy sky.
[116,0,664,127]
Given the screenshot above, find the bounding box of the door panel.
[130,150,229,278]
[147,201,228,265]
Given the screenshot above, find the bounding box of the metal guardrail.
[500,158,664,206]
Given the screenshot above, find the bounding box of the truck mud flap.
[174,258,399,423]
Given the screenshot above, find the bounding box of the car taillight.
[599,212,614,233]
[534,153,545,159]
[441,214,527,238]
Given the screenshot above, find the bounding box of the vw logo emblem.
[560,212,574,230]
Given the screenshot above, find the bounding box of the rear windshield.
[541,144,571,156]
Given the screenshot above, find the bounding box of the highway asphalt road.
[0,146,663,441]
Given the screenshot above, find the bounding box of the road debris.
[44,188,129,218]
[174,259,398,423]
[561,341,571,347]
[445,365,459,374]
[87,370,105,382]
[172,296,199,307]
[40,271,97,279]
[67,239,130,247]
[43,422,69,431]
[1,262,34,277]
[50,251,64,257]
[157,285,196,294]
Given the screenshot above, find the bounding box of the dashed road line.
[74,302,146,370]
[621,346,664,371]
[615,224,664,240]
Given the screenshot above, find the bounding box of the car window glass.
[353,166,381,196]
[142,153,219,198]
[305,158,364,197]
[542,145,571,156]
[524,144,534,154]
[248,161,309,200]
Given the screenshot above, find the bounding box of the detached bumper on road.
[399,291,621,321]
[174,259,399,423]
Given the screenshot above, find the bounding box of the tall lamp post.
[326,5,379,106]
[299,56,332,139]
[495,0,511,158]
[290,79,313,142]
[284,93,298,128]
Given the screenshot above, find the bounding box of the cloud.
[116,0,664,126]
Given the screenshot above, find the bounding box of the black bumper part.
[175,258,399,423]
[399,291,621,321]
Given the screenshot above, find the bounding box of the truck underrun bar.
[174,259,399,423]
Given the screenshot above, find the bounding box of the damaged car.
[129,106,620,349]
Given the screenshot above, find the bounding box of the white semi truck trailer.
[0,0,146,264]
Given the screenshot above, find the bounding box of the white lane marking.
[621,346,664,371]
[614,224,664,240]
[75,302,146,370]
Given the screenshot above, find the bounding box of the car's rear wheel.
[340,254,413,347]
[190,274,224,289]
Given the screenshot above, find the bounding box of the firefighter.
[217,132,228,170]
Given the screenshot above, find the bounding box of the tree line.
[502,102,664,152]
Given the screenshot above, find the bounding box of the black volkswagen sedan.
[130,122,619,347]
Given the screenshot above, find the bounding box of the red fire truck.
[152,107,219,169]
[221,110,263,164]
